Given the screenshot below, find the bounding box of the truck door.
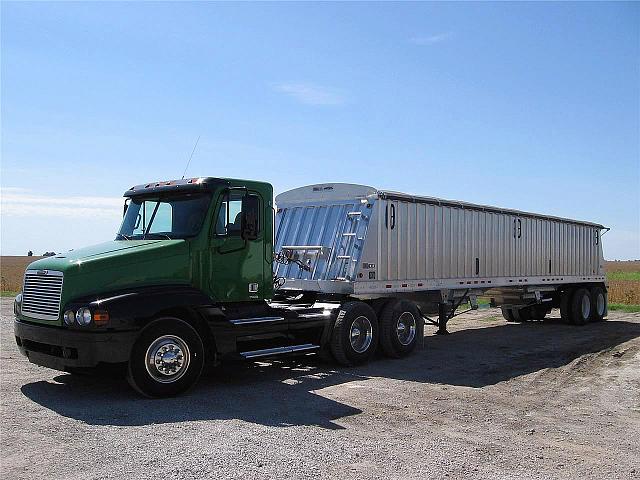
[209,189,266,302]
[209,189,289,353]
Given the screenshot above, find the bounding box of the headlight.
[63,310,76,326]
[76,308,92,326]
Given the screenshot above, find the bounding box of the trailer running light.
[93,310,109,325]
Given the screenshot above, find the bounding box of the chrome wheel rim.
[145,335,190,383]
[350,316,373,354]
[581,295,591,319]
[396,312,416,346]
[596,293,605,316]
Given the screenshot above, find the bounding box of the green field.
[606,271,640,281]
[608,303,640,313]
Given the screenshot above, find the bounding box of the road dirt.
[1,298,639,479]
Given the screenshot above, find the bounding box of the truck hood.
[21,240,192,325]
[27,240,171,271]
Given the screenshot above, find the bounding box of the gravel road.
[1,297,639,479]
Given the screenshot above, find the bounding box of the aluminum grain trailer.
[274,183,608,332]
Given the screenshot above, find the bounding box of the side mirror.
[241,195,260,240]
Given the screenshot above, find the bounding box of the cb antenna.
[181,135,201,179]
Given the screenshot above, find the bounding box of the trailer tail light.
[93,310,109,326]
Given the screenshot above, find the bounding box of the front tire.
[330,301,378,366]
[379,299,423,358]
[127,317,205,398]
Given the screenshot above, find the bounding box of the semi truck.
[14,177,608,397]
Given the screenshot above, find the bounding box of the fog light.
[64,310,75,326]
[76,308,92,326]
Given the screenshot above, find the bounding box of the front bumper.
[14,319,138,371]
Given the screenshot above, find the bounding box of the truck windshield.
[116,193,211,240]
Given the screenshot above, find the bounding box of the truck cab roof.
[124,177,271,198]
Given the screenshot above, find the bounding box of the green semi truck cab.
[14,177,385,397]
[14,177,607,397]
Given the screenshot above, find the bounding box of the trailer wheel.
[560,289,573,324]
[501,307,516,322]
[511,307,530,322]
[531,305,549,320]
[127,317,205,398]
[570,288,591,326]
[330,301,378,366]
[379,300,423,358]
[590,286,607,322]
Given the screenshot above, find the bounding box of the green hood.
[22,240,192,325]
[28,240,176,272]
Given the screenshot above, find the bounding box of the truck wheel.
[369,298,391,319]
[379,300,423,358]
[330,301,378,366]
[127,317,205,398]
[560,289,573,324]
[501,307,516,322]
[590,286,607,322]
[570,288,591,326]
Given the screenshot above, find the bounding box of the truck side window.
[214,192,261,237]
[215,193,243,236]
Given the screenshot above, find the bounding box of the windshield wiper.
[143,201,161,240]
[116,233,132,240]
[145,233,172,240]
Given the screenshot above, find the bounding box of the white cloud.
[273,83,346,106]
[410,32,454,46]
[1,188,122,219]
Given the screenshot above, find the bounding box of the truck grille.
[21,270,64,321]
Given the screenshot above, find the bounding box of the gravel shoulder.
[1,298,639,480]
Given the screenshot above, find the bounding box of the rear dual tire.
[330,302,378,366]
[561,286,607,325]
[590,286,607,322]
[329,299,422,366]
[379,299,423,358]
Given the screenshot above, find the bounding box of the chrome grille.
[21,270,64,321]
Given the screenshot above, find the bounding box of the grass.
[606,271,640,281]
[0,291,18,298]
[608,303,640,313]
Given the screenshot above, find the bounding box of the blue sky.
[1,2,639,259]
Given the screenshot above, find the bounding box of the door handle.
[215,238,247,255]
[390,204,396,229]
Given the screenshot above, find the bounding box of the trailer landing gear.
[436,303,450,335]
